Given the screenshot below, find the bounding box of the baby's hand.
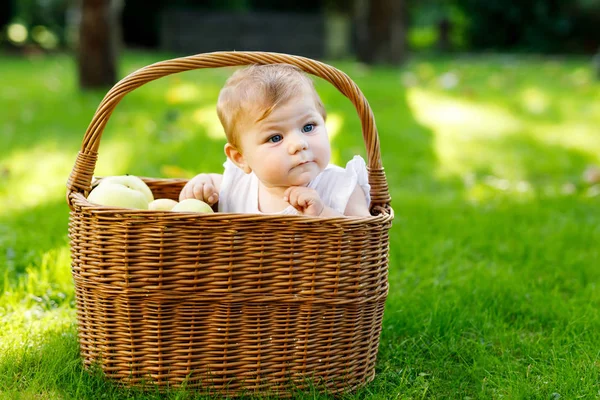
[283,187,324,217]
[179,174,219,205]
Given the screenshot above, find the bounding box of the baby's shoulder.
[221,158,255,192]
[313,164,351,188]
[322,163,347,175]
[318,156,368,181]
[313,156,370,212]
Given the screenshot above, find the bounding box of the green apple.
[100,175,154,203]
[87,182,149,209]
[171,198,214,213]
[149,198,179,211]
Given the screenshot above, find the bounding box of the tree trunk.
[78,0,122,89]
[354,0,406,65]
[594,48,600,81]
[437,17,452,52]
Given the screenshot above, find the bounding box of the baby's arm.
[283,187,329,216]
[343,185,371,217]
[179,173,223,205]
[283,185,371,217]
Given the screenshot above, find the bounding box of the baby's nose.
[288,133,308,153]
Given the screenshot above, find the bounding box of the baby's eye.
[302,124,315,133]
[268,134,283,143]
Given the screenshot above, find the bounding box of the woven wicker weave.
[66,51,393,397]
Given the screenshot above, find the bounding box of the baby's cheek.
[322,139,332,161]
[319,149,331,169]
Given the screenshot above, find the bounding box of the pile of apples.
[87,175,213,213]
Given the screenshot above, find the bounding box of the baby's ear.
[224,143,252,174]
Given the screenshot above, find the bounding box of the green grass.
[0,50,599,399]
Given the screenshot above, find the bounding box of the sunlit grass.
[0,50,599,399]
[396,55,600,206]
[407,87,523,177]
[407,86,599,203]
[0,144,73,213]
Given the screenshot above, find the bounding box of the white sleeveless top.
[218,155,371,215]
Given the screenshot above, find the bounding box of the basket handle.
[66,51,391,211]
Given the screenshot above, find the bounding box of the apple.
[100,175,154,203]
[87,182,149,209]
[149,198,179,211]
[171,198,214,213]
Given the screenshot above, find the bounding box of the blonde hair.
[217,64,326,149]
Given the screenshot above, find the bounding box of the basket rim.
[69,192,394,223]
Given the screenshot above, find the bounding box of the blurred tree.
[455,0,600,53]
[354,0,407,65]
[406,0,469,52]
[78,0,122,89]
[3,0,68,48]
[1,1,12,29]
[120,0,321,49]
[323,0,353,59]
[594,48,600,80]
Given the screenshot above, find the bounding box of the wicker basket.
[66,52,393,397]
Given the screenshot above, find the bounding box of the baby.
[179,64,371,217]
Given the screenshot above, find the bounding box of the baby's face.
[238,90,330,189]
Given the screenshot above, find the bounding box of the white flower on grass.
[587,185,600,198]
[561,183,576,195]
[583,165,600,184]
[439,72,459,90]
[484,175,510,191]
[400,71,418,87]
[463,173,476,188]
[516,181,532,193]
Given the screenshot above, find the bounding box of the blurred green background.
[1,1,600,399]
[1,0,599,54]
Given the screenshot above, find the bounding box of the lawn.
[0,50,599,399]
